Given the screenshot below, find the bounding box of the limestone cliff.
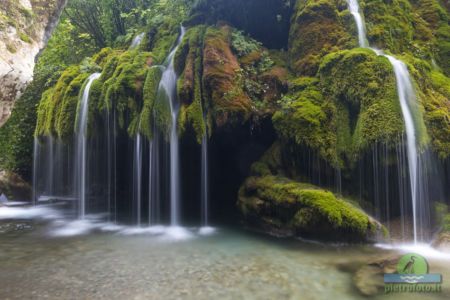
[0,0,66,126]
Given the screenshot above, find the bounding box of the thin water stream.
[346,0,431,243]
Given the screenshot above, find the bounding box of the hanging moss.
[56,73,90,140]
[35,87,55,137]
[140,66,163,140]
[100,50,153,131]
[35,65,81,137]
[174,26,207,143]
[273,79,338,165]
[153,88,172,140]
[320,49,405,157]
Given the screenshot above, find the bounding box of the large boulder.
[238,174,386,242]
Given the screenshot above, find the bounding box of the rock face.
[0,0,67,126]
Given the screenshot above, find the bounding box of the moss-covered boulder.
[238,175,385,242]
[289,0,353,75]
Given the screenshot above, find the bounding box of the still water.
[0,205,449,300]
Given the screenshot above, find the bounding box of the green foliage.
[231,30,261,57]
[140,66,163,140]
[36,18,96,75]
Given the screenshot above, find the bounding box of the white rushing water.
[201,134,209,227]
[75,73,101,219]
[346,0,424,243]
[385,56,419,242]
[134,133,143,226]
[148,119,161,225]
[32,137,40,205]
[346,0,368,47]
[130,33,145,49]
[157,26,186,226]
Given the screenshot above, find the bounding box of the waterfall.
[75,73,101,219]
[32,137,40,205]
[134,133,143,226]
[130,33,145,49]
[156,26,186,226]
[148,117,161,225]
[46,136,55,195]
[105,108,117,222]
[346,0,368,47]
[346,0,430,243]
[201,134,209,226]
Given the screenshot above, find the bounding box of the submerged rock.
[349,255,398,296]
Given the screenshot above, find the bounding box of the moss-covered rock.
[202,26,252,127]
[175,26,207,142]
[238,175,385,242]
[289,0,353,75]
[274,48,406,168]
[35,65,81,137]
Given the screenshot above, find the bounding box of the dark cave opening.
[189,0,294,50]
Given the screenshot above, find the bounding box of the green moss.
[35,65,81,137]
[250,142,283,177]
[273,76,338,165]
[289,0,353,75]
[35,87,55,137]
[238,175,384,240]
[321,49,404,160]
[140,66,163,140]
[92,48,114,66]
[443,215,450,232]
[19,32,31,43]
[56,73,90,140]
[100,50,152,131]
[153,87,172,140]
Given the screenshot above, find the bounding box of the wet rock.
[0,170,32,201]
[433,232,450,252]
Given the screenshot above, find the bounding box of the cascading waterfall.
[134,133,143,226]
[131,33,145,226]
[346,0,368,48]
[105,108,117,222]
[75,73,101,219]
[148,115,161,225]
[32,26,211,234]
[156,26,186,227]
[32,137,40,204]
[346,0,432,243]
[130,33,145,50]
[201,133,209,227]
